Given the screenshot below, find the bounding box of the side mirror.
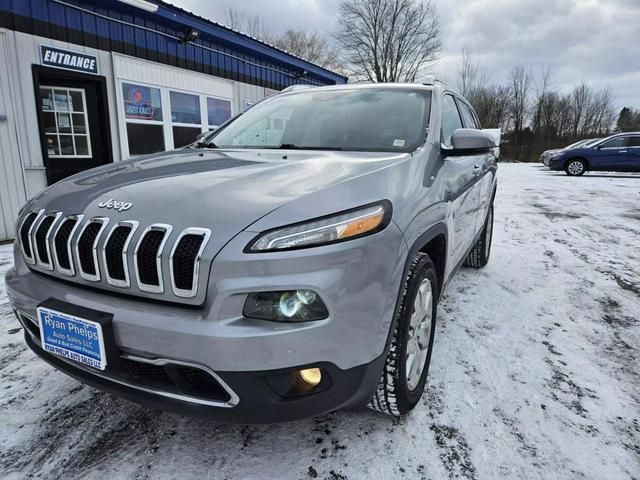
[444,129,495,156]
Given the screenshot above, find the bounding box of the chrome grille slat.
[33,212,62,271]
[134,224,173,294]
[170,228,211,298]
[17,211,211,303]
[20,210,44,265]
[75,217,110,282]
[103,220,139,288]
[52,215,84,276]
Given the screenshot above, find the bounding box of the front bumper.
[547,157,565,170]
[19,316,384,422]
[6,222,407,421]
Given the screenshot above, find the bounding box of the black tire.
[564,158,587,176]
[368,253,438,416]
[465,203,494,268]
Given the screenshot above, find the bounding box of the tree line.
[458,49,621,161]
[224,0,637,162]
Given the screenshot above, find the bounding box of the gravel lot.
[1,164,639,480]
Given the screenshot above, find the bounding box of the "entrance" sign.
[40,45,99,75]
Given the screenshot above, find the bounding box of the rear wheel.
[565,159,586,176]
[368,253,437,416]
[465,203,494,268]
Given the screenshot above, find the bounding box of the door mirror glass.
[444,129,494,156]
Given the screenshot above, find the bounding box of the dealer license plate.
[37,306,107,370]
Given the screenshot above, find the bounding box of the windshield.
[207,88,431,152]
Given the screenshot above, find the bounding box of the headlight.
[243,290,329,322]
[246,201,391,252]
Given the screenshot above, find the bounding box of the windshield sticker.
[393,139,406,147]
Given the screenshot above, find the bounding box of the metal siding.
[0,30,27,241]
[0,0,346,90]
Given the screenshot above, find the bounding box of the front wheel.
[368,253,438,416]
[565,159,587,176]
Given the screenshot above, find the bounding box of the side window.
[600,137,627,148]
[457,100,478,129]
[441,94,463,147]
[628,136,640,147]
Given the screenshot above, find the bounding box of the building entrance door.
[33,67,112,185]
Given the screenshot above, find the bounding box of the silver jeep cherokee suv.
[6,82,497,422]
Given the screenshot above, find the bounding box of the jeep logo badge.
[98,198,133,212]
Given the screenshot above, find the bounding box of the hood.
[26,148,410,251]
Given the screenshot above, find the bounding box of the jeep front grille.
[18,211,211,304]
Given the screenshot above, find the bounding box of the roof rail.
[281,84,316,93]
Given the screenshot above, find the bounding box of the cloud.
[168,0,640,110]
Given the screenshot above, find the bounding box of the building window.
[120,81,234,155]
[40,87,91,158]
[170,91,202,147]
[122,82,165,155]
[207,97,232,127]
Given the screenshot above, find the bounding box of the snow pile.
[0,165,638,479]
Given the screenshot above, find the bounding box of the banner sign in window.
[122,83,163,121]
[40,45,98,75]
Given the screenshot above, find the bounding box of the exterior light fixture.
[117,0,159,13]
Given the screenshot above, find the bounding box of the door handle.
[0,114,7,122]
[619,150,628,153]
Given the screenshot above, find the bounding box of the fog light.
[243,290,329,322]
[299,368,322,386]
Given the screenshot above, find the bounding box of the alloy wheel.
[406,278,433,391]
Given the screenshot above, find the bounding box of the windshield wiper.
[276,143,302,149]
[274,144,345,151]
[195,141,218,149]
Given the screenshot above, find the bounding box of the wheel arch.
[405,223,448,302]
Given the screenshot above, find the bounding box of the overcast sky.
[169,0,639,111]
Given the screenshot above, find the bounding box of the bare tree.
[272,30,342,70]
[457,47,486,98]
[335,0,441,82]
[508,65,533,133]
[224,8,270,40]
[224,8,342,71]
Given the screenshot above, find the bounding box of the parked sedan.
[540,138,600,166]
[547,133,640,175]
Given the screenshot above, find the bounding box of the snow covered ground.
[0,164,638,480]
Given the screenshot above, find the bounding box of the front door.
[627,136,640,172]
[34,69,112,185]
[591,136,629,171]
[440,94,481,266]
